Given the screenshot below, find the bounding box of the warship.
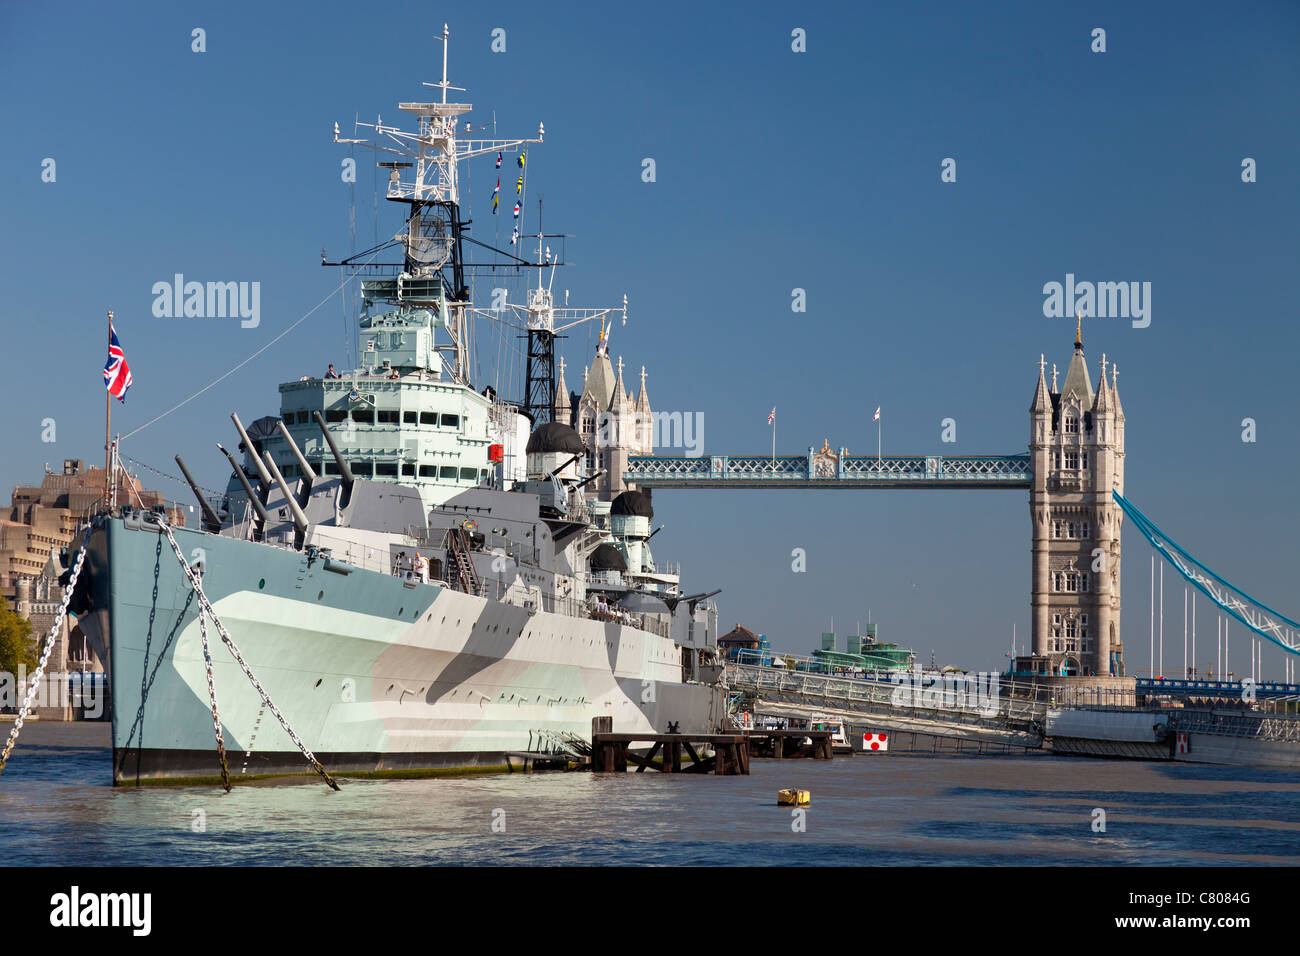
[69,28,724,783]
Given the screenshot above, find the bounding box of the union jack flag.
[104,323,132,402]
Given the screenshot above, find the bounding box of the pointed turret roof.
[609,356,628,412]
[1031,354,1050,413]
[584,349,616,410]
[1060,313,1094,408]
[635,365,650,413]
[1110,364,1125,420]
[1093,353,1111,413]
[555,356,571,421]
[1060,342,1093,408]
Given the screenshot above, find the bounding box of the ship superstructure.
[71,27,723,783]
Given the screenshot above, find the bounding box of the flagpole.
[105,310,113,511]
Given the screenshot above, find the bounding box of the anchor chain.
[0,524,93,774]
[195,586,232,793]
[152,514,339,790]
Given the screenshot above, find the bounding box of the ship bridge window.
[404,411,418,424]
[440,414,460,428]
[375,462,398,477]
[419,465,437,477]
[353,461,373,477]
[401,463,415,477]
[297,411,309,424]
[321,461,338,476]
[352,409,374,424]
[459,467,477,481]
[420,412,437,425]
[440,466,457,480]
[325,409,347,423]
[377,410,399,424]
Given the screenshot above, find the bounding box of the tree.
[0,593,39,677]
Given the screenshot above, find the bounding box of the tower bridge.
[622,329,1300,682]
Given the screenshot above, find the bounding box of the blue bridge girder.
[1114,491,1300,656]
[624,454,1033,489]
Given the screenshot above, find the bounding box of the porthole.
[314,678,322,688]
[318,590,324,600]
[399,607,404,616]
[258,578,265,589]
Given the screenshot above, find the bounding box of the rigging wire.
[119,249,382,441]
[122,455,222,498]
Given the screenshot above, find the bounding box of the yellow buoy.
[777,788,810,806]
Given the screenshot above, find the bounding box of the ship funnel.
[263,451,309,548]
[312,411,354,505]
[174,455,221,533]
[217,442,269,530]
[231,412,273,488]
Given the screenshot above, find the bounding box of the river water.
[2,723,1298,866]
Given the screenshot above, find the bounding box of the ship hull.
[86,518,720,784]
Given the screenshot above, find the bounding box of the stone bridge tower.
[1029,325,1126,677]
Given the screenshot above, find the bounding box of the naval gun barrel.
[174,455,222,532]
[277,421,317,482]
[312,411,354,488]
[262,451,309,543]
[217,443,269,524]
[573,471,604,491]
[545,453,584,482]
[231,412,273,487]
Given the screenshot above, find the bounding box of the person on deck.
[325,364,341,379]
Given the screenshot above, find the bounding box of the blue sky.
[2,1,1297,676]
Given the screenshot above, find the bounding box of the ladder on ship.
[446,527,481,595]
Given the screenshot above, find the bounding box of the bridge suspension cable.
[1114,491,1300,656]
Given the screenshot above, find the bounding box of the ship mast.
[472,227,627,424]
[328,24,543,386]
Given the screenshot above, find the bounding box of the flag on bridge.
[767,407,775,424]
[104,322,132,402]
[873,406,880,422]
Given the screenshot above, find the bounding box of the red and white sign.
[1176,732,1189,755]
[862,732,889,752]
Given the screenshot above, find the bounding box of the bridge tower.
[1029,324,1126,677]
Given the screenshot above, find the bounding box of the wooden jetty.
[745,729,834,760]
[590,717,750,774]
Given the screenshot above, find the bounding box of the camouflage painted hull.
[80,517,720,784]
